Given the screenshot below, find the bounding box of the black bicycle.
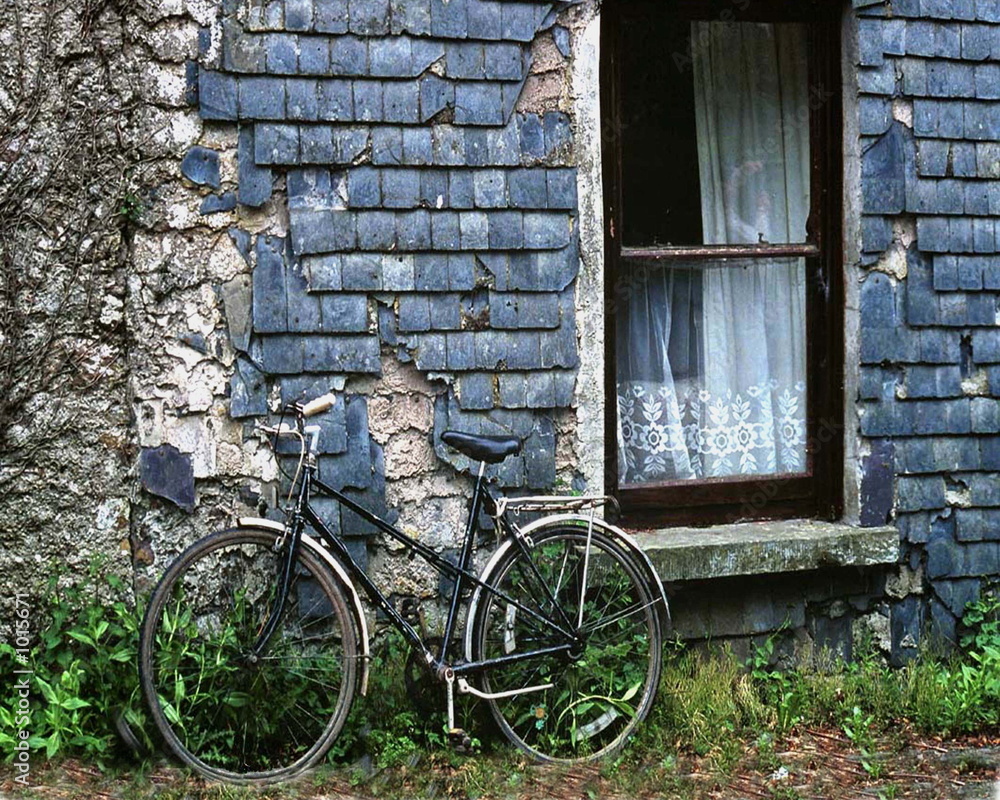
[138,393,669,784]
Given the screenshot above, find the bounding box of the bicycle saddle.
[441,431,521,463]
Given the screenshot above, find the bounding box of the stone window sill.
[629,520,900,582]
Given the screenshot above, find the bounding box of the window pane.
[619,17,811,247]
[615,258,807,487]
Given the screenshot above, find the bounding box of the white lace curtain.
[617,21,810,486]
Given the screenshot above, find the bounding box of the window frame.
[601,0,845,527]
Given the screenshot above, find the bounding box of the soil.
[1,729,998,800]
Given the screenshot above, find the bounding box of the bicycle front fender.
[238,517,372,696]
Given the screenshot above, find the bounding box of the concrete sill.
[629,519,900,583]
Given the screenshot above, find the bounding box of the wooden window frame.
[601,0,845,527]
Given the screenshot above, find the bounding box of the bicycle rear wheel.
[139,528,358,783]
[470,525,663,762]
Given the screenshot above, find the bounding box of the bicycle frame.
[263,457,580,681]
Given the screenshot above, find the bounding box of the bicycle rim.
[139,528,358,783]
[472,526,662,761]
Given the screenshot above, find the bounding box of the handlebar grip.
[301,393,337,418]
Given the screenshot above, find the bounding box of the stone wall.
[854,0,1000,657]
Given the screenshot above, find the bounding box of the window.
[602,0,843,526]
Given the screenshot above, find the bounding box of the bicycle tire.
[139,527,358,783]
[470,525,663,762]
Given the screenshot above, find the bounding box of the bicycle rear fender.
[463,514,671,661]
[238,517,372,696]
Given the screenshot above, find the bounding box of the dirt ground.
[1,729,998,800]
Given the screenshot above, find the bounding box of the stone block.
[317,79,355,120]
[140,444,195,512]
[199,70,238,119]
[381,168,420,208]
[391,0,431,35]
[518,113,545,160]
[429,294,461,329]
[413,172,445,212]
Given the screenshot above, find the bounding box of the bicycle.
[138,393,670,784]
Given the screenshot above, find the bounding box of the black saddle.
[441,431,521,464]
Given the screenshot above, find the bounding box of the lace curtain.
[617,22,810,486]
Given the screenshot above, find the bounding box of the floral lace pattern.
[617,380,807,485]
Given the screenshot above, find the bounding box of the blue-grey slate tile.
[488,210,524,249]
[341,253,382,289]
[302,334,380,372]
[907,251,939,325]
[239,76,287,119]
[398,209,433,250]
[468,0,502,39]
[460,210,489,249]
[485,42,526,81]
[543,112,572,156]
[300,125,336,162]
[431,0,467,38]
[518,113,545,160]
[858,18,885,66]
[300,38,332,75]
[505,331,540,370]
[259,335,306,374]
[901,58,927,96]
[449,253,476,290]
[287,79,319,120]
[419,74,454,122]
[446,42,485,79]
[965,182,990,216]
[918,329,960,362]
[950,217,974,252]
[973,218,995,251]
[473,169,507,207]
[862,215,894,253]
[413,253,450,291]
[369,37,412,77]
[501,1,537,41]
[449,170,475,208]
[223,28,267,73]
[963,23,993,59]
[382,168,420,208]
[983,257,1000,289]
[348,165,381,207]
[518,292,560,329]
[413,333,448,370]
[431,211,461,249]
[199,70,239,120]
[445,331,476,369]
[498,373,526,407]
[402,126,433,164]
[316,0,349,33]
[524,211,571,249]
[917,216,950,252]
[525,371,555,408]
[253,235,288,333]
[459,373,495,410]
[384,81,420,123]
[349,0,390,35]
[334,126,369,162]
[487,124,521,165]
[455,82,503,125]
[182,145,221,188]
[285,0,314,30]
[433,126,465,166]
[399,294,431,332]
[317,79,354,120]
[420,170,448,207]
[372,126,403,164]
[508,168,547,208]
[265,33,298,74]
[975,63,1000,99]
[391,0,431,35]
[239,127,274,206]
[934,254,960,290]
[464,128,489,166]
[330,35,368,74]
[321,294,369,333]
[859,62,896,96]
[429,294,462,329]
[291,208,356,253]
[356,210,396,250]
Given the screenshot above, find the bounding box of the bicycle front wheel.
[470,525,663,762]
[139,528,358,783]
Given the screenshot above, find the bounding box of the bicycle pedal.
[447,728,473,753]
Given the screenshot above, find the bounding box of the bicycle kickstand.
[444,669,473,753]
